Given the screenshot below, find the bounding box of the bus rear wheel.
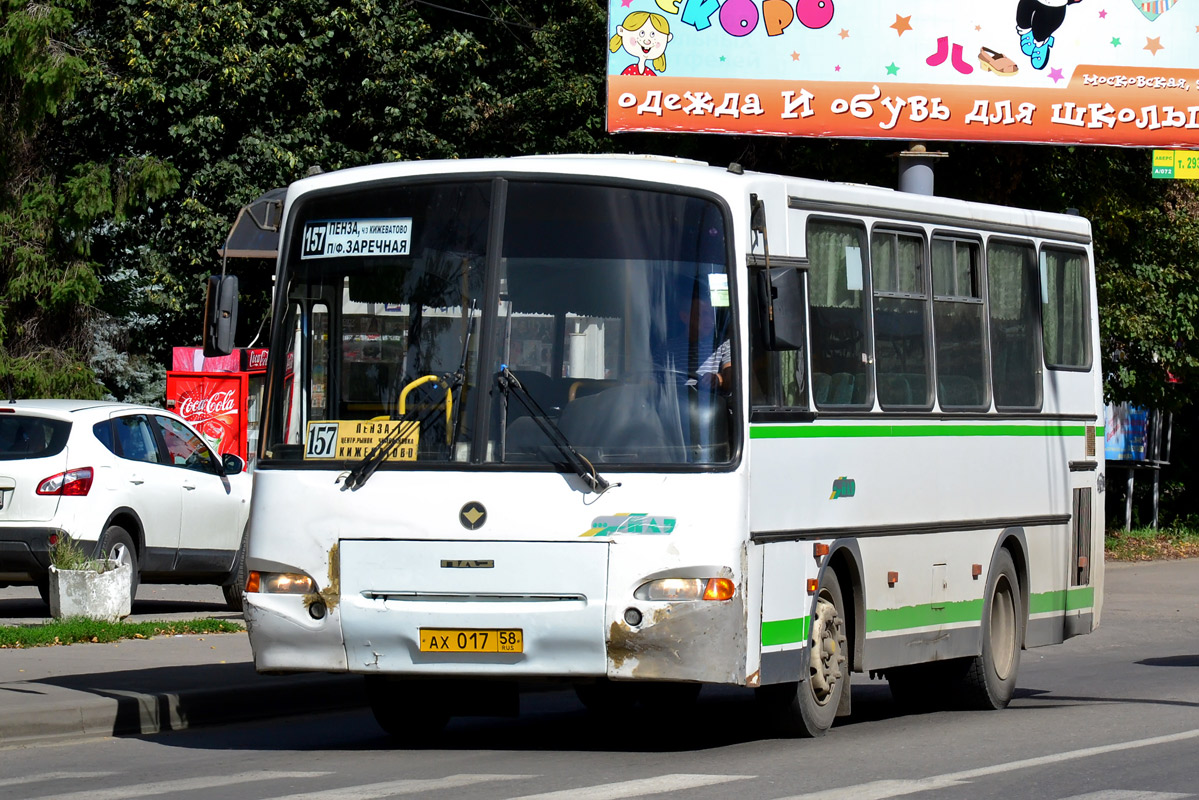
[960,549,1023,710]
[757,569,849,737]
[365,676,449,743]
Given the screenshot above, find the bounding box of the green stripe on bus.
[867,599,985,632]
[867,587,1095,633]
[751,424,1088,440]
[1028,586,1096,615]
[762,616,809,646]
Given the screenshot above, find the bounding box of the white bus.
[231,154,1104,739]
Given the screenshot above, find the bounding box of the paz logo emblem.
[459,501,487,530]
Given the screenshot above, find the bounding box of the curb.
[0,674,366,747]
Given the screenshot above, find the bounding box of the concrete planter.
[48,561,132,621]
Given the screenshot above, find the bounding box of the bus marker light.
[972,564,982,579]
[246,571,261,593]
[703,578,735,601]
[888,571,899,586]
[813,543,830,558]
[806,579,818,594]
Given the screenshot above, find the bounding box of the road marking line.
[509,773,753,800]
[0,772,115,788]
[19,770,330,800]
[780,728,1199,800]
[1057,793,1189,800]
[259,774,536,800]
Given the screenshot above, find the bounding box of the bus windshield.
[262,178,737,470]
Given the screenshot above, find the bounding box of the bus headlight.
[634,577,735,602]
[246,571,316,594]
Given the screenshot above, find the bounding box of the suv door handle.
[130,479,144,485]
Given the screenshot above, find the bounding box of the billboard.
[606,1,1199,147]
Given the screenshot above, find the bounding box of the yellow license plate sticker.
[419,628,523,653]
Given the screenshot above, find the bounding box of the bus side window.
[1040,246,1092,369]
[749,267,809,412]
[806,219,873,409]
[988,240,1043,410]
[871,229,932,409]
[932,236,989,411]
[748,268,776,408]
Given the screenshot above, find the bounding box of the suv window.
[155,416,219,474]
[0,416,70,459]
[105,415,163,464]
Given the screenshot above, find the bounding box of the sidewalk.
[0,585,365,747]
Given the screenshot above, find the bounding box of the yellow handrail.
[398,374,454,445]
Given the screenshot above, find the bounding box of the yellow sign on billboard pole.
[1152,150,1199,179]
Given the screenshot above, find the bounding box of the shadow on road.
[1137,654,1199,668]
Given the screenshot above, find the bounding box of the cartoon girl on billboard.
[610,11,672,76]
[1015,0,1082,70]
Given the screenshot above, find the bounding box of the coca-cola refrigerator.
[166,347,270,470]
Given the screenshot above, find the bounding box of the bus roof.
[283,154,1092,242]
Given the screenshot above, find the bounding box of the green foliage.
[1105,524,1199,561]
[0,618,244,648]
[0,0,177,398]
[48,535,94,571]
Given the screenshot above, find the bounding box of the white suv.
[0,400,251,609]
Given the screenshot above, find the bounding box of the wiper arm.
[339,417,420,491]
[497,366,613,494]
[340,373,454,491]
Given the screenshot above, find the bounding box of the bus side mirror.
[759,267,806,351]
[203,275,239,357]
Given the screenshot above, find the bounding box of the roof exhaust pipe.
[895,142,948,196]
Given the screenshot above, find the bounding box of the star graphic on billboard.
[891,15,913,36]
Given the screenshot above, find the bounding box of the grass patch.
[0,618,244,649]
[1105,525,1199,561]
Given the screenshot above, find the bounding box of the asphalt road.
[1,560,1197,800]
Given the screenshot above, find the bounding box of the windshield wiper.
[339,415,421,491]
[341,301,477,492]
[497,366,613,494]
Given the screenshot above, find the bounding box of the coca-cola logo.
[177,389,238,418]
[246,350,269,369]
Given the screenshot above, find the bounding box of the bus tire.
[365,676,449,743]
[959,549,1022,710]
[757,568,849,737]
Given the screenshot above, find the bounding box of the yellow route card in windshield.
[304,420,418,461]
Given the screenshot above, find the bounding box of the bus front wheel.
[757,569,849,737]
[365,676,449,743]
